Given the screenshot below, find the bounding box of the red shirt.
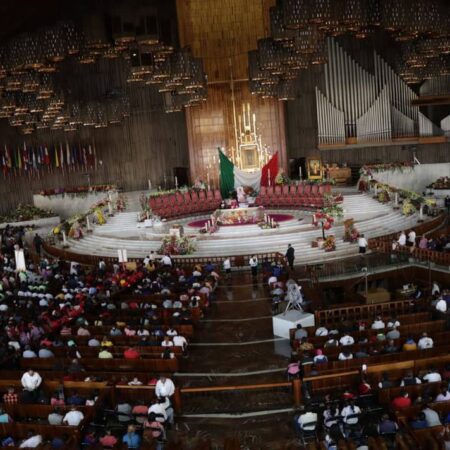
[123,348,140,359]
[99,435,117,447]
[392,396,411,410]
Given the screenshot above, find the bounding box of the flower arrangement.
[359,162,414,176]
[275,168,290,185]
[377,190,390,203]
[323,235,336,252]
[322,204,344,219]
[402,199,417,216]
[0,204,55,223]
[159,235,196,255]
[427,177,450,189]
[343,218,359,243]
[425,198,437,207]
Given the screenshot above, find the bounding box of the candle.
[205,222,209,231]
[394,192,398,207]
[299,166,302,180]
[148,179,152,190]
[268,169,271,187]
[62,231,67,246]
[175,176,178,189]
[207,172,210,190]
[86,215,91,231]
[108,202,113,215]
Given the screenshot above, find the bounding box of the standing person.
[358,234,368,254]
[285,244,295,271]
[249,255,258,279]
[21,369,42,402]
[408,229,416,247]
[33,234,43,256]
[223,257,231,279]
[398,231,406,246]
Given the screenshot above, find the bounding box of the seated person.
[423,368,442,383]
[339,333,355,346]
[313,349,328,364]
[323,404,340,429]
[63,407,84,426]
[338,351,353,361]
[19,431,42,449]
[401,370,421,386]
[422,404,442,427]
[0,408,12,423]
[435,387,450,402]
[294,407,318,435]
[341,400,361,425]
[378,372,394,389]
[392,391,411,410]
[403,337,417,351]
[371,315,385,330]
[99,430,118,448]
[294,324,308,340]
[377,414,398,434]
[384,339,399,354]
[410,412,428,430]
[315,324,328,336]
[418,332,434,350]
[122,424,141,448]
[387,315,400,329]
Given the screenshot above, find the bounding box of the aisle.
[176,271,301,449]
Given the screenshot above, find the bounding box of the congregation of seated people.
[0,225,221,448]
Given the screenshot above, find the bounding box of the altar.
[214,206,264,226]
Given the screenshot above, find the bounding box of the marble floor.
[176,271,303,449]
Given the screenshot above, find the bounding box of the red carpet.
[187,213,294,228]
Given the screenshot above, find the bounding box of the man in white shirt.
[417,333,433,350]
[436,297,447,313]
[432,282,440,296]
[422,369,442,383]
[315,325,329,337]
[161,254,172,267]
[155,376,175,399]
[371,315,385,330]
[21,370,42,392]
[19,433,42,448]
[407,230,416,247]
[338,351,353,360]
[339,333,355,346]
[295,409,318,433]
[341,402,361,425]
[397,231,406,246]
[422,406,441,427]
[223,258,231,278]
[173,335,188,349]
[63,407,84,426]
[249,256,258,278]
[358,234,368,254]
[148,397,174,425]
[435,388,450,402]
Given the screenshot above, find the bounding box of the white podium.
[272,310,315,339]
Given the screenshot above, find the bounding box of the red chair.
[311,184,319,197]
[206,190,216,209]
[266,186,275,206]
[190,191,200,213]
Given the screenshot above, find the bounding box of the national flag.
[32,147,37,170]
[4,145,11,169]
[218,149,279,198]
[44,147,50,165]
[17,147,22,170]
[66,142,71,168]
[59,143,64,168]
[54,145,60,168]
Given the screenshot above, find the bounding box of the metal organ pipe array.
[316,38,444,146]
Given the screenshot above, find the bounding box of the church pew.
[61,324,194,339]
[314,298,425,327]
[293,320,446,348]
[47,345,184,358]
[19,357,179,373]
[290,311,432,341]
[377,382,442,406]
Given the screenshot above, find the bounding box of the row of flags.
[0,143,98,177]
